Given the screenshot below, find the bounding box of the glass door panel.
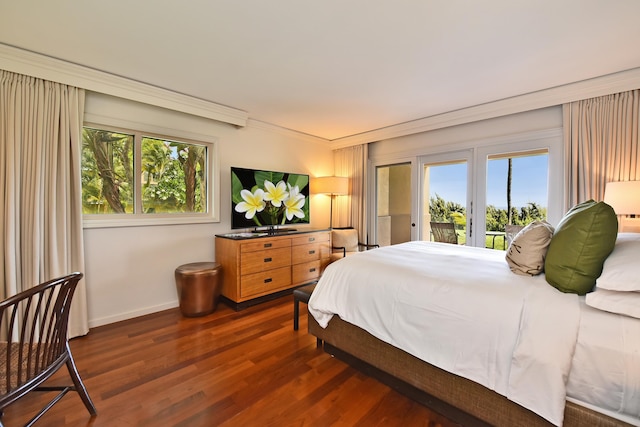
[485,149,549,250]
[420,152,471,244]
[376,163,412,247]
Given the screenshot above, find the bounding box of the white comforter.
[308,241,581,426]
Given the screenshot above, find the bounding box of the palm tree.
[507,158,513,226]
[182,145,205,212]
[82,128,129,213]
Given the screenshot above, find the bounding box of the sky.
[429,154,548,209]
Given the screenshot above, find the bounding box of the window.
[370,130,563,249]
[484,149,549,250]
[81,125,216,227]
[417,148,552,250]
[422,158,470,245]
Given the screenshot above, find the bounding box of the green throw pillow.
[545,200,618,295]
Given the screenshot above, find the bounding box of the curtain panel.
[333,144,369,243]
[563,89,640,210]
[0,70,89,337]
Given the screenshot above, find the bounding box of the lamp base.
[621,217,640,233]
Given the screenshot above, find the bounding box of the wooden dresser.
[215,230,331,308]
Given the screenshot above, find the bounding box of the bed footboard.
[308,313,631,427]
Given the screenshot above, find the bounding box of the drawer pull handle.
[310,268,316,273]
[309,237,315,242]
[264,243,272,248]
[264,278,272,283]
[309,250,315,255]
[264,257,272,263]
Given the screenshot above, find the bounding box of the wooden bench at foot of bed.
[308,313,631,427]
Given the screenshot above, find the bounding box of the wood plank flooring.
[3,295,463,427]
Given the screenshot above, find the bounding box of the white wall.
[83,93,334,327]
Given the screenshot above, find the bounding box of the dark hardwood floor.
[4,295,463,427]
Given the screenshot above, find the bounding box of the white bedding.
[308,241,581,426]
[567,299,640,425]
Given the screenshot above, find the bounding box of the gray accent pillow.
[505,221,555,276]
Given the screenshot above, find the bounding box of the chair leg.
[65,346,97,416]
[293,298,300,331]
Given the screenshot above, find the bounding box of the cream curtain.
[0,70,89,337]
[333,144,369,243]
[564,89,640,210]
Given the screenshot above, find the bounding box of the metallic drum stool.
[174,262,222,317]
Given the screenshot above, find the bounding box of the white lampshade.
[312,176,349,195]
[604,181,640,215]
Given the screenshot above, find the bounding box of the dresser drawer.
[216,231,330,304]
[241,267,291,298]
[292,260,322,284]
[291,242,323,264]
[318,242,331,260]
[241,238,291,253]
[291,232,329,247]
[241,247,291,275]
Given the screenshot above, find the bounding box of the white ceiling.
[1,1,640,141]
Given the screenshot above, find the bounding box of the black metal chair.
[505,224,525,247]
[0,272,97,426]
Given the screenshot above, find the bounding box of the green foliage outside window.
[81,127,207,215]
[429,194,466,224]
[82,128,133,214]
[429,193,547,232]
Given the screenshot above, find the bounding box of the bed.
[307,232,640,427]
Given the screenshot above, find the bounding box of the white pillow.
[595,233,640,292]
[505,220,555,276]
[586,287,640,319]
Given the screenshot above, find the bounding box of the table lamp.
[312,176,349,228]
[604,180,640,232]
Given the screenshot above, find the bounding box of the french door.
[419,150,473,244]
[480,148,549,249]
[418,147,552,248]
[370,131,562,249]
[474,136,561,249]
[374,162,414,246]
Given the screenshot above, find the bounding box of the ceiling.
[1,1,640,141]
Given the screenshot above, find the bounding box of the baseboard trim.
[88,300,180,328]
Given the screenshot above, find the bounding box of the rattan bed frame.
[308,313,632,427]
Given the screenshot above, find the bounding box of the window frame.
[473,134,562,247]
[418,149,474,243]
[82,122,220,229]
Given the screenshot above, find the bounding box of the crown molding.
[330,67,640,149]
[0,43,248,127]
[247,119,331,146]
[4,43,639,146]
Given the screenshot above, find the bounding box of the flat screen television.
[231,167,310,231]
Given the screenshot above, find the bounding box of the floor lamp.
[604,180,640,232]
[313,176,349,229]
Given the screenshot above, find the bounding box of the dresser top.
[216,228,329,240]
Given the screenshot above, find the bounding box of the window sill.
[82,214,219,229]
